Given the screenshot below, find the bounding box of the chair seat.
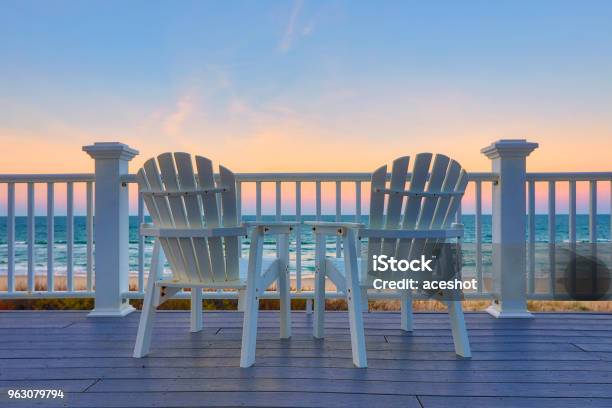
[155,256,277,289]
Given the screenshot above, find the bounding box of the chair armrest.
[305,221,365,236]
[243,221,296,235]
[140,224,247,238]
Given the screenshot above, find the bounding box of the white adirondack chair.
[307,153,471,368]
[132,152,293,368]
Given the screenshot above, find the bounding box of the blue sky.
[1,0,611,174]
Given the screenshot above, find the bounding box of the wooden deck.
[1,311,611,407]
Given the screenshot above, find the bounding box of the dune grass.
[1,275,610,311]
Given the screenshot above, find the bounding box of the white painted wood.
[276,181,281,254]
[482,139,538,318]
[397,153,431,331]
[343,229,367,368]
[309,153,473,364]
[589,180,597,243]
[83,142,138,316]
[240,227,264,368]
[86,181,94,292]
[447,300,472,358]
[548,181,556,295]
[66,182,74,292]
[196,156,226,282]
[295,181,302,291]
[133,240,163,358]
[27,182,35,292]
[7,182,15,293]
[528,180,536,294]
[190,288,203,332]
[569,180,577,244]
[237,181,242,258]
[220,165,240,281]
[335,181,341,258]
[278,234,291,339]
[315,181,321,220]
[134,152,293,366]
[256,181,262,221]
[365,165,387,280]
[475,180,483,293]
[138,192,145,293]
[47,183,54,292]
[381,157,409,261]
[313,232,326,338]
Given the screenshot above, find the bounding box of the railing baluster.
[589,181,597,243]
[66,182,74,292]
[315,181,321,221]
[256,181,262,221]
[86,181,94,292]
[355,181,361,223]
[7,182,15,292]
[295,181,302,291]
[47,183,54,292]
[276,181,281,253]
[138,190,144,292]
[335,181,341,258]
[475,181,483,293]
[236,181,242,258]
[27,182,35,291]
[569,180,577,243]
[528,180,536,294]
[548,181,555,296]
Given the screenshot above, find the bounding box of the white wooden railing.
[1,140,611,318]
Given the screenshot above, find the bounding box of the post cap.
[481,139,538,159]
[83,142,139,161]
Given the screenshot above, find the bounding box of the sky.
[1,0,611,214]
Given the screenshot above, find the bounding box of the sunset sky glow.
[1,1,611,214]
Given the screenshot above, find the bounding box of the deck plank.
[0,311,611,407]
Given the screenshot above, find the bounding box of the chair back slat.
[174,153,212,282]
[431,160,461,229]
[380,156,410,258]
[137,168,180,281]
[220,165,240,280]
[365,165,388,275]
[142,158,189,281]
[444,170,469,228]
[195,156,227,282]
[395,153,432,259]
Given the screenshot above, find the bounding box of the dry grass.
[1,275,611,312]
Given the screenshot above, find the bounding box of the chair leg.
[313,233,326,338]
[237,289,246,312]
[343,230,367,368]
[278,234,292,339]
[360,287,369,312]
[240,228,264,368]
[134,240,163,358]
[190,288,203,333]
[400,290,413,332]
[133,284,161,358]
[447,300,471,358]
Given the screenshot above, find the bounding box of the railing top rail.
[3,172,611,184]
[120,172,499,184]
[0,174,95,183]
[526,172,612,182]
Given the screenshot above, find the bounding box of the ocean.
[0,215,610,277]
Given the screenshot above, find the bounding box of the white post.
[482,139,538,318]
[83,142,139,317]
